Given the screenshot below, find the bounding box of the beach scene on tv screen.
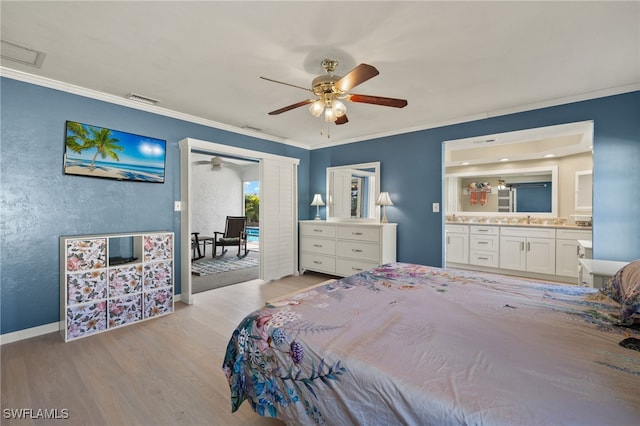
[64,121,166,183]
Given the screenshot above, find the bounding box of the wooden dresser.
[299,221,397,277]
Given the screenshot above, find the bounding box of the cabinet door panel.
[526,237,556,274]
[499,236,526,271]
[446,233,469,264]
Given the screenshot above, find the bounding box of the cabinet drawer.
[445,224,469,234]
[500,226,556,239]
[470,235,499,252]
[556,229,592,240]
[300,237,336,255]
[336,258,379,277]
[337,241,380,262]
[300,223,336,238]
[336,226,380,242]
[469,251,499,268]
[470,225,499,236]
[300,253,336,274]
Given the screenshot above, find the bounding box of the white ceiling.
[1,1,638,150]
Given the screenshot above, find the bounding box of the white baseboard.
[1,293,182,345]
[0,322,60,345]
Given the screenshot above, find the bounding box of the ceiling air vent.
[125,93,160,105]
[1,39,46,68]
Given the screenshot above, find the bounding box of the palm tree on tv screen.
[66,122,124,172]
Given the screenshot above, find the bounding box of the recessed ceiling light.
[499,158,509,162]
[461,162,470,165]
[543,154,556,158]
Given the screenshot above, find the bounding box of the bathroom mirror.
[326,162,380,222]
[445,166,558,217]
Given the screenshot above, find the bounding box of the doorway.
[190,152,260,294]
[178,138,300,305]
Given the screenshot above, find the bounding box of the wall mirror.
[326,162,380,222]
[444,120,593,220]
[445,166,558,216]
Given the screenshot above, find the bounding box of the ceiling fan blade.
[346,94,408,108]
[268,99,314,115]
[260,76,312,92]
[335,63,379,92]
[335,115,349,125]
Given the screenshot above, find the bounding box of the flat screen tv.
[64,120,166,183]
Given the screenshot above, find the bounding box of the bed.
[222,262,640,425]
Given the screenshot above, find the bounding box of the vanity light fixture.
[376,192,394,223]
[310,194,325,220]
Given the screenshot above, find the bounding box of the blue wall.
[310,91,640,267]
[0,77,310,334]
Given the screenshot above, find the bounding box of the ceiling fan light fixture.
[323,107,337,123]
[331,100,347,118]
[309,100,324,117]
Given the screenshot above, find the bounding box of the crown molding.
[0,66,310,150]
[307,82,640,150]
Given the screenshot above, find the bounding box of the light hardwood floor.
[1,273,330,426]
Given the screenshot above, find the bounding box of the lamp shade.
[376,192,394,206]
[310,193,325,206]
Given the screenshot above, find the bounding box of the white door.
[260,158,298,281]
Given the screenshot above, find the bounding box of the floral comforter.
[222,263,640,425]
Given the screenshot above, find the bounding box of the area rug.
[191,256,259,276]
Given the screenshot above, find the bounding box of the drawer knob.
[313,244,323,248]
[352,249,363,253]
[352,267,363,271]
[352,232,363,235]
[313,260,323,265]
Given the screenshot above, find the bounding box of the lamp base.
[314,215,321,220]
[380,215,388,224]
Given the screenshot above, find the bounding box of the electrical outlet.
[174,201,181,212]
[432,202,440,213]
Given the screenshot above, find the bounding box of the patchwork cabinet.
[60,232,174,342]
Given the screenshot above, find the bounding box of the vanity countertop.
[445,221,591,230]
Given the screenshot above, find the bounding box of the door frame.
[178,138,299,305]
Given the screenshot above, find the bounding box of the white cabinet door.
[500,236,526,271]
[556,239,580,277]
[526,237,556,274]
[446,232,469,264]
[500,235,555,274]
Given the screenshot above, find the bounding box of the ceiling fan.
[193,156,231,170]
[261,59,408,130]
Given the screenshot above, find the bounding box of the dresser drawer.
[336,226,380,242]
[300,237,336,255]
[469,251,500,268]
[337,241,380,262]
[300,223,336,238]
[336,258,379,277]
[470,235,499,252]
[300,253,336,274]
